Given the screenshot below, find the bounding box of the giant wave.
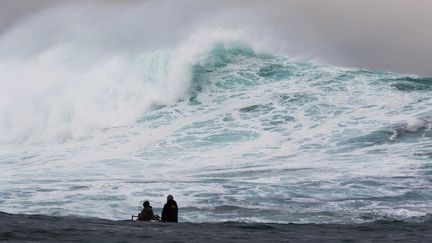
[0,0,431,225]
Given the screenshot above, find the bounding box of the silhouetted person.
[138,201,156,221]
[161,195,178,222]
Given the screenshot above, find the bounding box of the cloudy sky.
[0,0,431,76]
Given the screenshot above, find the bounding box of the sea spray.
[0,1,275,143]
[0,1,431,224]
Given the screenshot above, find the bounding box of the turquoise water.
[0,1,431,224]
[1,44,431,223]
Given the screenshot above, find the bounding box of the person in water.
[138,201,156,221]
[161,195,178,222]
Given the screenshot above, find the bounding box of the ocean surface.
[0,1,431,241]
[1,212,432,242]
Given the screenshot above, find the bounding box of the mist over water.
[0,1,281,142]
[2,0,432,76]
[0,0,431,224]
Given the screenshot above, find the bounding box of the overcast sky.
[0,0,431,76]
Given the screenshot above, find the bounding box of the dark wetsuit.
[138,206,155,221]
[161,200,178,222]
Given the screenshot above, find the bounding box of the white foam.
[0,4,270,143]
[1,0,431,224]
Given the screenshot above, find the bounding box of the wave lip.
[0,25,264,143]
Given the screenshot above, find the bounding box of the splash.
[0,1,431,224]
[0,1,273,143]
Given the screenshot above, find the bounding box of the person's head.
[167,195,174,202]
[143,201,150,208]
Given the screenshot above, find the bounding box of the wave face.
[0,1,431,224]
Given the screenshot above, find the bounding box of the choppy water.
[0,1,431,226]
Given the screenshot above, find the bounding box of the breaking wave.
[0,0,431,224]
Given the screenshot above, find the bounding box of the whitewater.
[0,1,431,225]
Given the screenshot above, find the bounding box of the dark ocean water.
[1,212,432,242]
